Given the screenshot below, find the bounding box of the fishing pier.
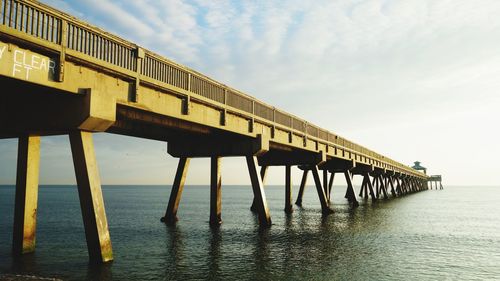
[1,0,430,263]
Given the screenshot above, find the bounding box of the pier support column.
[246,156,272,227]
[251,166,268,212]
[12,135,40,256]
[285,165,293,214]
[344,171,359,207]
[388,176,396,197]
[311,166,333,215]
[162,157,190,225]
[323,170,329,201]
[328,172,334,201]
[396,178,402,195]
[359,176,365,197]
[373,176,379,199]
[210,157,222,226]
[295,169,309,206]
[379,176,388,199]
[363,173,376,200]
[69,131,113,263]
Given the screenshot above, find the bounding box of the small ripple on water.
[1,185,500,280]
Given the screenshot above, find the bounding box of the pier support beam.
[379,175,389,199]
[12,135,40,256]
[395,177,402,195]
[69,131,113,263]
[359,176,366,198]
[323,170,329,201]
[311,166,333,215]
[295,169,309,206]
[344,171,359,207]
[388,176,396,197]
[363,173,376,200]
[250,166,267,212]
[246,156,272,227]
[285,165,293,214]
[210,157,222,226]
[162,157,190,224]
[328,172,334,201]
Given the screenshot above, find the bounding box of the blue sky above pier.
[1,0,500,185]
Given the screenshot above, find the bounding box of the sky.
[1,0,499,186]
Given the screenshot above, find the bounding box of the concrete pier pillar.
[69,131,113,263]
[344,173,350,199]
[210,157,222,226]
[373,176,379,199]
[344,171,359,207]
[388,176,396,197]
[246,156,271,227]
[328,172,334,201]
[364,173,376,200]
[284,165,293,214]
[295,169,308,206]
[311,166,333,214]
[323,169,329,201]
[396,178,402,195]
[162,157,190,224]
[379,176,388,199]
[363,175,370,199]
[359,177,365,197]
[12,135,41,256]
[251,166,268,212]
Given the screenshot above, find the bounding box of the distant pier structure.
[411,161,443,190]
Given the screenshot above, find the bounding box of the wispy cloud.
[15,0,500,185]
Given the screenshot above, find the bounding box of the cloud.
[23,0,500,185]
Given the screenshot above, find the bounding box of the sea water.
[1,185,499,280]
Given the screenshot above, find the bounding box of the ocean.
[1,185,499,280]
